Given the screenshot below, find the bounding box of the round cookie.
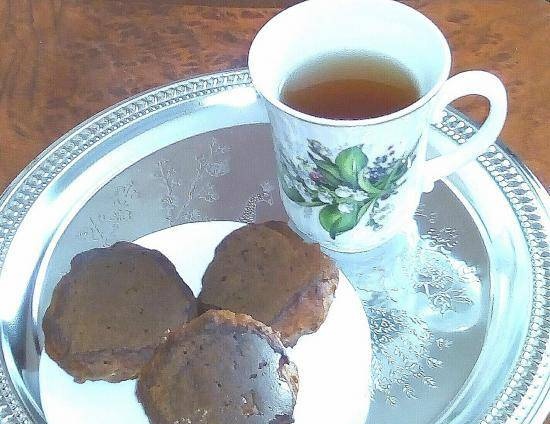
[199,221,338,346]
[136,309,299,424]
[42,241,197,383]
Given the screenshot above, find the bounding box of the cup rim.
[248,0,452,127]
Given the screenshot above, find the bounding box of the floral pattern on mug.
[278,139,417,239]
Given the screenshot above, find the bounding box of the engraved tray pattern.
[0,70,548,424]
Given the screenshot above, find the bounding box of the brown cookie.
[42,241,197,383]
[137,310,299,424]
[199,221,338,346]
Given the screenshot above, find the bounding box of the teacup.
[249,0,506,252]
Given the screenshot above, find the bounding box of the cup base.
[285,219,419,254]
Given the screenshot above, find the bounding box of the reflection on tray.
[328,205,482,407]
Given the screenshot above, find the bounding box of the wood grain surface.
[0,1,548,422]
[0,0,548,190]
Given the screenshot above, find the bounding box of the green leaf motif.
[281,180,305,203]
[357,199,375,222]
[383,164,401,190]
[308,154,342,180]
[319,204,340,233]
[358,169,383,195]
[394,160,409,181]
[335,146,368,187]
[319,204,359,239]
[299,200,326,207]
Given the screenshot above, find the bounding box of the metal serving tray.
[0,69,548,424]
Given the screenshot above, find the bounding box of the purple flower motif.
[310,170,323,182]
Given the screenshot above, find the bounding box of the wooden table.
[0,0,548,191]
[0,1,548,422]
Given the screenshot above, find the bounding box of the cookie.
[199,221,338,346]
[137,310,298,424]
[42,241,197,383]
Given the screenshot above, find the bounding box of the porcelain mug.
[249,0,507,252]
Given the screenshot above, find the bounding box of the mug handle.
[423,71,507,191]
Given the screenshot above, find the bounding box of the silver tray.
[0,69,548,424]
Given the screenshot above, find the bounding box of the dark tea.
[280,53,420,120]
